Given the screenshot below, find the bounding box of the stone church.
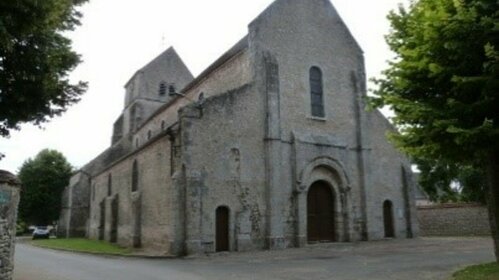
[59,0,418,256]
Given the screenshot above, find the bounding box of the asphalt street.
[14,237,495,280]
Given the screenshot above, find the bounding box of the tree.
[0,0,88,137]
[370,0,499,260]
[18,149,73,225]
[415,158,486,203]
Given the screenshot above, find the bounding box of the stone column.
[184,171,203,255]
[295,191,308,248]
[260,51,286,249]
[351,70,369,241]
[0,170,21,280]
[131,192,142,248]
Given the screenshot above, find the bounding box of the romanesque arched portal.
[296,157,351,247]
[307,181,336,243]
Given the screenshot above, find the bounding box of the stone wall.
[417,204,491,236]
[62,0,419,256]
[0,170,21,280]
[57,171,90,238]
[88,136,173,253]
[248,0,418,243]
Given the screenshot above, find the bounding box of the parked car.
[32,226,50,239]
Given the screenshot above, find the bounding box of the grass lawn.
[31,238,132,255]
[452,263,499,280]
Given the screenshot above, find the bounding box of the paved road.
[14,237,495,280]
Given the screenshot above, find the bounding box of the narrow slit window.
[159,82,167,96]
[310,67,325,118]
[107,174,112,196]
[132,160,139,192]
[168,84,176,95]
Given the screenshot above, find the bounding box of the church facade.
[58,0,418,256]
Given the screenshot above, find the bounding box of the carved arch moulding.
[297,156,351,194]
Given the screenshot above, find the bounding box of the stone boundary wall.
[0,170,21,280]
[417,203,491,237]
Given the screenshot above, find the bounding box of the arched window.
[159,82,167,96]
[147,130,152,140]
[161,120,166,131]
[310,67,325,118]
[168,84,176,95]
[131,160,139,192]
[198,92,205,101]
[107,174,112,197]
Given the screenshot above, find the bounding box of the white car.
[32,226,50,239]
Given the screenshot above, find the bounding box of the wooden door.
[216,206,229,252]
[307,181,335,243]
[383,200,395,238]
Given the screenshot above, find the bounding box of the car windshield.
[37,226,47,230]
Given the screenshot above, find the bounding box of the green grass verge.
[452,263,499,280]
[31,238,132,255]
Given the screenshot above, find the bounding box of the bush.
[16,221,28,236]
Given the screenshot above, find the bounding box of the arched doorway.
[307,181,335,243]
[216,206,229,252]
[383,200,395,238]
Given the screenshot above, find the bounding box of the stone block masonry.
[0,170,21,280]
[417,203,491,237]
[61,0,419,255]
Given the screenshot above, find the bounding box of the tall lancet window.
[310,66,325,118]
[131,160,139,192]
[107,174,112,197]
[159,82,167,96]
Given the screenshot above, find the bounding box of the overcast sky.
[0,0,409,173]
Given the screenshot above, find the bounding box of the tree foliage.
[371,0,498,162]
[0,0,88,137]
[416,158,486,203]
[18,149,73,225]
[370,0,498,260]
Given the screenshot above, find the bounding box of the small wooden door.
[383,200,395,238]
[216,206,229,252]
[307,181,335,243]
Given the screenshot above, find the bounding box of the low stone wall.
[0,170,21,280]
[417,203,491,237]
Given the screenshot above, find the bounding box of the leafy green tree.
[370,0,498,260]
[416,158,486,203]
[18,149,73,225]
[0,0,88,137]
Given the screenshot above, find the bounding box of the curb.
[28,243,176,260]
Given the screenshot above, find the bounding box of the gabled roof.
[249,0,363,54]
[134,36,249,132]
[124,47,193,88]
[181,36,248,94]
